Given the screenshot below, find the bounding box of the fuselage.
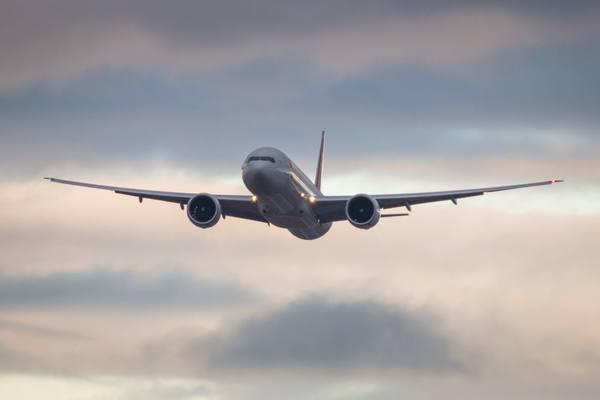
[242,147,332,239]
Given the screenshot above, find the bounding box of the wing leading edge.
[313,179,563,223]
[44,177,266,223]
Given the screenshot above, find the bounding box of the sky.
[0,1,599,399]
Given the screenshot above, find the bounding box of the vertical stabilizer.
[315,131,325,191]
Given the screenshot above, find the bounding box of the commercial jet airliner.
[45,132,562,240]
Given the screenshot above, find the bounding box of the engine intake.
[187,194,221,228]
[345,194,380,229]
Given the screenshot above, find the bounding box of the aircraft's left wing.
[44,177,266,222]
[313,179,563,223]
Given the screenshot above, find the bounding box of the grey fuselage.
[242,147,332,240]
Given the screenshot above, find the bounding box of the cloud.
[1,2,598,178]
[309,43,600,128]
[0,343,36,371]
[0,319,88,340]
[1,1,599,91]
[187,296,468,375]
[1,54,598,179]
[0,269,257,310]
[0,375,216,400]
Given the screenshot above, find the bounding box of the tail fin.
[315,130,325,191]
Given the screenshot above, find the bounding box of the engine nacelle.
[187,194,221,228]
[345,194,380,229]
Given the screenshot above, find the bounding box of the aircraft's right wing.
[312,179,563,223]
[44,177,267,223]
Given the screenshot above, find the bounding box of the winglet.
[315,131,325,191]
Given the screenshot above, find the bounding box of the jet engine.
[345,194,380,229]
[187,194,221,228]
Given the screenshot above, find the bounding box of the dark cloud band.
[0,269,257,310]
[187,296,469,375]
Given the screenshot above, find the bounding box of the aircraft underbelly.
[243,162,331,239]
[261,192,313,228]
[257,179,331,239]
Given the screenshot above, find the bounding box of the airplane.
[45,132,563,240]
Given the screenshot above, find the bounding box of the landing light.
[308,195,316,204]
[251,195,258,203]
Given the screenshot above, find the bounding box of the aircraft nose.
[243,162,268,188]
[246,163,267,182]
[242,162,285,195]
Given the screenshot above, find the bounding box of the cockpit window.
[247,156,276,163]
